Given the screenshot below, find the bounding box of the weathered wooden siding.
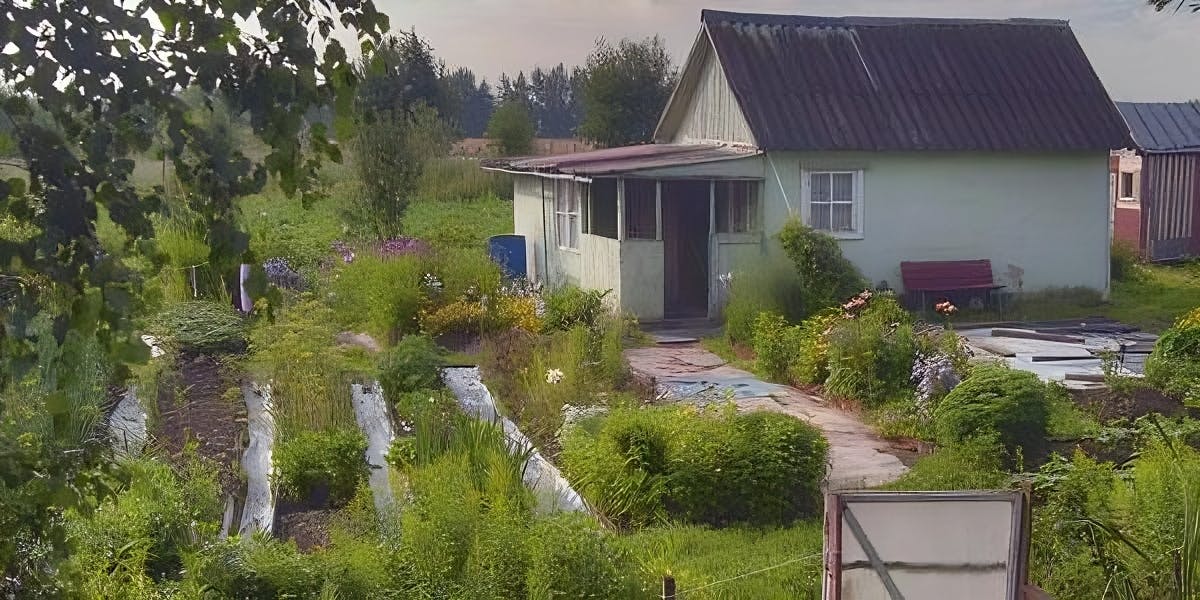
[1143,152,1200,261]
[580,234,621,306]
[654,33,757,147]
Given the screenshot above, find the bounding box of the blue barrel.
[488,234,527,280]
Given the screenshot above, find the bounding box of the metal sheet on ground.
[109,385,147,456]
[240,382,276,535]
[352,382,396,513]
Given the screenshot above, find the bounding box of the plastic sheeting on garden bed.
[441,367,588,514]
[239,382,275,535]
[352,382,396,513]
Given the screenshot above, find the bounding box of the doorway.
[661,180,710,319]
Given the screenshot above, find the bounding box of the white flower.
[428,396,436,404]
[545,368,564,384]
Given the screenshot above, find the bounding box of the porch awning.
[480,143,760,177]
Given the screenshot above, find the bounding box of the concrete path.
[625,343,908,490]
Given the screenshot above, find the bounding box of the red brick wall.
[1114,204,1141,251]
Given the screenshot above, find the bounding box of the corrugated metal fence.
[1144,152,1200,261]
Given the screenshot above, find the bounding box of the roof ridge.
[700,9,1069,28]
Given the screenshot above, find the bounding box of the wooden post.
[662,575,676,600]
[655,179,663,241]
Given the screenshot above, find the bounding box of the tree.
[0,0,386,591]
[578,37,678,147]
[486,101,536,156]
[1149,0,1200,11]
[530,64,579,138]
[444,67,495,138]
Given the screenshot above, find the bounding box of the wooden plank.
[991,328,1084,344]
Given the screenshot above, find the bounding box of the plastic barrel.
[487,234,527,280]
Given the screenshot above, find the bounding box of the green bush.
[189,538,324,599]
[723,258,806,347]
[379,335,444,398]
[274,429,370,507]
[1029,452,1119,599]
[824,294,916,406]
[153,300,247,353]
[1111,239,1146,283]
[327,254,425,343]
[933,364,1048,454]
[751,312,797,382]
[1145,307,1200,405]
[543,285,609,332]
[881,436,1010,491]
[526,513,641,600]
[777,219,866,314]
[561,405,828,528]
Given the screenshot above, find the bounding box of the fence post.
[662,575,676,600]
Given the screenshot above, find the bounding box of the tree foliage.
[1149,0,1200,12]
[578,37,678,147]
[0,0,387,591]
[445,67,495,138]
[486,101,536,156]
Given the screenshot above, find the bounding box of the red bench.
[900,259,1005,310]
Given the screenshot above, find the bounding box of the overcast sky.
[366,0,1199,101]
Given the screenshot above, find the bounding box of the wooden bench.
[900,259,1005,311]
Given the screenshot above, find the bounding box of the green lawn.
[401,194,513,250]
[620,522,824,600]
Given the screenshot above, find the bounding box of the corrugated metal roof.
[481,143,759,176]
[701,10,1132,152]
[1117,102,1200,153]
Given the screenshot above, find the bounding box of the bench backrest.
[900,259,995,291]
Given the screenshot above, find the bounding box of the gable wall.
[664,41,756,146]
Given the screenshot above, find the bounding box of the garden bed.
[153,352,246,494]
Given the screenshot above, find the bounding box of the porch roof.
[480,143,759,177]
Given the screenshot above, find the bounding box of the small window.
[1119,171,1135,200]
[555,180,584,249]
[805,170,863,237]
[716,181,759,234]
[590,178,619,239]
[625,180,657,240]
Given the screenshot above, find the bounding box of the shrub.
[543,285,609,332]
[526,513,640,600]
[777,219,866,314]
[561,405,828,528]
[379,335,444,398]
[722,259,805,346]
[1111,239,1145,283]
[274,429,370,507]
[824,293,916,406]
[1145,306,1200,405]
[1029,452,1119,598]
[327,254,425,342]
[881,436,1010,491]
[153,300,246,353]
[933,364,1048,454]
[790,309,841,385]
[751,312,796,382]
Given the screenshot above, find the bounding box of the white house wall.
[751,151,1111,294]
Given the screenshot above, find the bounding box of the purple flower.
[330,240,356,264]
[378,237,430,257]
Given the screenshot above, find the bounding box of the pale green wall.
[753,151,1112,294]
[621,240,665,321]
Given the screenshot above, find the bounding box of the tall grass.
[722,257,805,347]
[416,158,512,203]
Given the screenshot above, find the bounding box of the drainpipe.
[540,177,549,286]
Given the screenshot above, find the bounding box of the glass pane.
[557,214,569,246]
[833,202,853,231]
[810,203,831,230]
[570,183,582,213]
[832,173,854,203]
[810,173,830,203]
[568,215,579,248]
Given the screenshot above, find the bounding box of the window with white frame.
[804,170,863,236]
[716,181,760,234]
[555,180,584,249]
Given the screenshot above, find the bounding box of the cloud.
[373,0,1199,100]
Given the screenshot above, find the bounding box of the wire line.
[665,552,823,598]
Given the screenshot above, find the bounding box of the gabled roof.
[1117,102,1200,153]
[480,143,759,177]
[694,10,1132,152]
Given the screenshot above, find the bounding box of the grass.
[699,336,757,373]
[620,522,825,600]
[401,194,513,250]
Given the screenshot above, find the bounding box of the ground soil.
[275,507,335,551]
[154,352,246,495]
[1071,385,1186,422]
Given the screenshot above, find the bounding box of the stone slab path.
[625,343,908,490]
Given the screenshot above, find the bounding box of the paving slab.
[625,345,909,490]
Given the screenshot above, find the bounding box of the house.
[484,10,1132,321]
[1114,101,1200,261]
[1110,149,1143,251]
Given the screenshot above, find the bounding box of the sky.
[365,0,1200,102]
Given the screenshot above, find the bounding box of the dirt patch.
[275,508,335,551]
[1071,386,1185,421]
[154,353,245,494]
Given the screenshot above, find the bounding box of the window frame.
[801,168,864,239]
[1118,171,1136,202]
[715,180,761,235]
[554,179,584,251]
